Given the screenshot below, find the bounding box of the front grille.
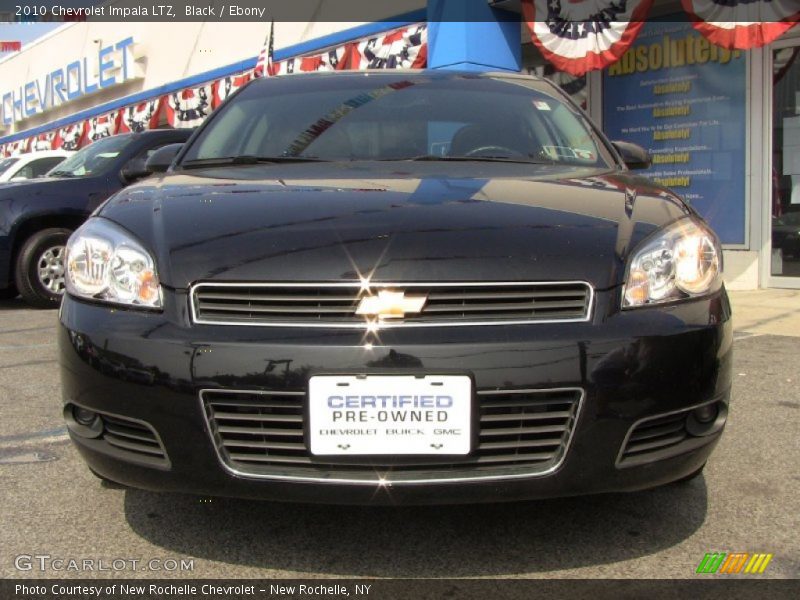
[100,414,169,467]
[191,281,592,327]
[201,388,582,482]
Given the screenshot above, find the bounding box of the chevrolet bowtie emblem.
[356,290,427,319]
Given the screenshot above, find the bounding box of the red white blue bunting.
[349,24,427,70]
[522,0,654,76]
[318,45,351,71]
[54,122,85,151]
[29,132,57,152]
[271,44,350,75]
[117,99,163,133]
[681,0,799,49]
[273,55,327,75]
[4,138,28,156]
[212,73,252,108]
[85,112,118,144]
[164,84,213,129]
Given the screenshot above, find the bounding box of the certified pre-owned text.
[332,410,449,423]
[328,394,454,409]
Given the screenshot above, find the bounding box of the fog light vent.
[64,404,169,468]
[618,400,727,468]
[101,414,168,463]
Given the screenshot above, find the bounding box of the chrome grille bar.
[620,412,690,460]
[99,414,169,467]
[200,387,583,484]
[190,281,593,328]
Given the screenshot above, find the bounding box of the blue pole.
[427,0,521,72]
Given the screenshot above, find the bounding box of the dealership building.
[0,0,797,290]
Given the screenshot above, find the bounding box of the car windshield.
[181,74,611,167]
[0,157,19,177]
[48,135,130,178]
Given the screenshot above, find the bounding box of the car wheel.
[675,463,706,484]
[14,228,72,309]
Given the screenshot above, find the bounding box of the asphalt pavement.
[0,295,798,579]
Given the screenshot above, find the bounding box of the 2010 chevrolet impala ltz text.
[58,71,731,504]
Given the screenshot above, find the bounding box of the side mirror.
[144,143,183,174]
[120,157,151,183]
[612,141,652,170]
[9,176,27,182]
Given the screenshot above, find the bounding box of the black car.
[58,72,732,505]
[0,128,192,307]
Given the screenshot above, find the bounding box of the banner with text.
[602,19,747,245]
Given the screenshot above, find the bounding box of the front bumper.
[58,287,732,504]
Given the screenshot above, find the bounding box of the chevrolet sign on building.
[1,37,138,125]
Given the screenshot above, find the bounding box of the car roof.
[244,70,554,97]
[250,69,543,81]
[129,128,194,139]
[16,150,72,159]
[83,129,193,146]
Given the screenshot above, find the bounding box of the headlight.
[623,217,721,308]
[65,218,162,309]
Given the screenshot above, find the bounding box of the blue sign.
[602,20,747,245]
[1,37,136,126]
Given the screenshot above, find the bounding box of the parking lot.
[1,293,798,579]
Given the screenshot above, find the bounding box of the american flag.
[254,21,275,77]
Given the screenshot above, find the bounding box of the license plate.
[308,375,472,456]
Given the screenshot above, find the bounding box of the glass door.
[770,43,800,285]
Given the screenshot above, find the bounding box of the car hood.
[0,175,70,188]
[0,176,98,218]
[98,162,690,290]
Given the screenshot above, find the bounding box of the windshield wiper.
[48,170,78,177]
[181,155,329,169]
[379,155,554,165]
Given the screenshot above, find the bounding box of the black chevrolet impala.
[58,71,731,504]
